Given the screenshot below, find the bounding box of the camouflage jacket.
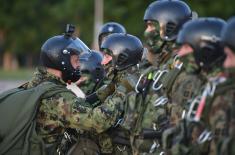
[122,53,212,154]
[25,67,123,145]
[161,69,231,155]
[120,47,177,154]
[203,71,235,155]
[97,66,141,154]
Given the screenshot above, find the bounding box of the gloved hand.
[96,83,115,102]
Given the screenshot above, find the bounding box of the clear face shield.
[66,37,91,55]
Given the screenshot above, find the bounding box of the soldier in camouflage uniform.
[216,16,235,155]
[163,17,226,129]
[119,1,194,154]
[161,18,227,155]
[182,16,235,155]
[98,22,127,85]
[93,23,129,155]
[56,51,105,154]
[95,33,144,155]
[77,22,126,95]
[21,26,126,154]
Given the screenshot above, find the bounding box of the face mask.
[179,52,200,74]
[144,22,165,54]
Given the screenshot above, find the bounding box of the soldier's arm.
[54,91,123,133]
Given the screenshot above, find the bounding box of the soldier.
[58,50,106,154]
[217,16,235,155]
[168,17,226,127]
[162,18,226,155]
[0,25,125,155]
[76,22,126,95]
[119,1,194,154]
[143,0,194,68]
[96,33,144,155]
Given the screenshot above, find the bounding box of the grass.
[0,68,34,80]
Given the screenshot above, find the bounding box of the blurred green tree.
[0,0,234,69]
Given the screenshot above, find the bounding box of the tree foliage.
[0,0,234,62]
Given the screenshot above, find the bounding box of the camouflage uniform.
[161,69,225,155]
[166,53,207,127]
[97,66,141,155]
[161,17,227,155]
[24,67,123,154]
[119,41,180,155]
[195,69,235,155]
[123,50,218,155]
[97,57,151,155]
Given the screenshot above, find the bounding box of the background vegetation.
[0,0,234,71]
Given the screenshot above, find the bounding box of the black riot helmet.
[144,0,193,41]
[222,17,235,53]
[79,50,105,83]
[101,33,143,71]
[40,24,90,83]
[98,22,126,50]
[177,18,226,71]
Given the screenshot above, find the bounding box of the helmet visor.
[67,38,91,55]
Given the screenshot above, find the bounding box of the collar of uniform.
[38,67,66,85]
[224,67,235,78]
[27,67,67,88]
[156,42,174,67]
[202,67,223,81]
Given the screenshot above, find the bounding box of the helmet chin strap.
[62,69,81,83]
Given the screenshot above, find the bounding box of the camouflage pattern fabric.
[162,68,230,155]
[166,52,222,128]
[97,66,140,155]
[121,44,178,155]
[25,67,123,147]
[124,49,213,154]
[205,72,235,155]
[168,71,206,127]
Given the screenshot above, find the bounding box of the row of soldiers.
[0,0,235,155]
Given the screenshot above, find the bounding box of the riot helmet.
[143,0,193,53]
[98,22,126,50]
[40,24,90,82]
[222,17,235,53]
[177,18,226,71]
[79,50,105,83]
[101,33,143,71]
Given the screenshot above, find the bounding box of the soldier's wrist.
[85,93,100,104]
[96,83,115,102]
